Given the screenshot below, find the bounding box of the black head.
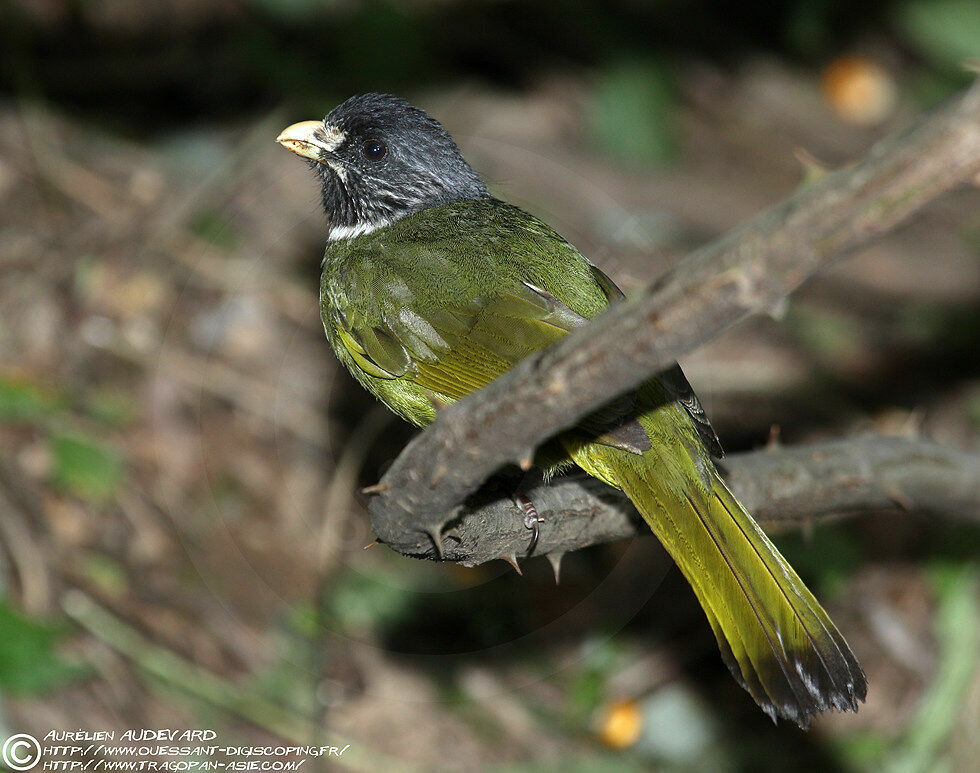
[277,93,489,240]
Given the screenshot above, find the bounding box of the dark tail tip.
[725,646,868,729]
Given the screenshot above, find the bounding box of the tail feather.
[708,483,866,714]
[611,453,867,727]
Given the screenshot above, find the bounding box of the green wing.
[328,255,651,453]
[335,277,580,397]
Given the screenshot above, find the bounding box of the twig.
[62,590,316,739]
[62,590,411,773]
[411,436,980,566]
[366,80,980,559]
[317,404,394,568]
[89,334,330,445]
[0,460,53,614]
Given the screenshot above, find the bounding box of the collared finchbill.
[276,121,346,163]
[284,94,868,726]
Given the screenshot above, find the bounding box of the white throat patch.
[327,220,390,242]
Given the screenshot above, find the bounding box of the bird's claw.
[515,493,542,554]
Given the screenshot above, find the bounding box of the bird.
[277,93,867,727]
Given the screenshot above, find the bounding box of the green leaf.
[85,388,137,428]
[77,552,129,598]
[565,637,624,722]
[0,600,86,694]
[51,434,125,503]
[589,59,678,167]
[0,375,59,424]
[787,306,863,362]
[320,570,414,635]
[775,523,860,598]
[899,0,980,72]
[189,206,238,249]
[834,731,889,769]
[882,564,980,773]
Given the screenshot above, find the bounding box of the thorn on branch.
[794,147,831,184]
[901,409,924,438]
[885,486,914,511]
[426,527,445,559]
[500,554,522,575]
[547,552,564,584]
[765,425,782,450]
[444,527,462,543]
[767,296,789,321]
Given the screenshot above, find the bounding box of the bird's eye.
[362,140,386,160]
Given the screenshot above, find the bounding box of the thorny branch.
[367,78,980,564]
[432,436,980,570]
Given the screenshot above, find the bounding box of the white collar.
[326,220,390,242]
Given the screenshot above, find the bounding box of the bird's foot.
[514,493,542,555]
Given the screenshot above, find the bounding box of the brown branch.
[721,436,980,527]
[384,436,980,566]
[367,79,980,560]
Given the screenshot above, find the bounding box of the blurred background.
[1,0,979,770]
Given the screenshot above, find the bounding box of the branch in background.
[431,436,980,568]
[368,79,980,560]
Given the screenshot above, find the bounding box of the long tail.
[586,444,867,727]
